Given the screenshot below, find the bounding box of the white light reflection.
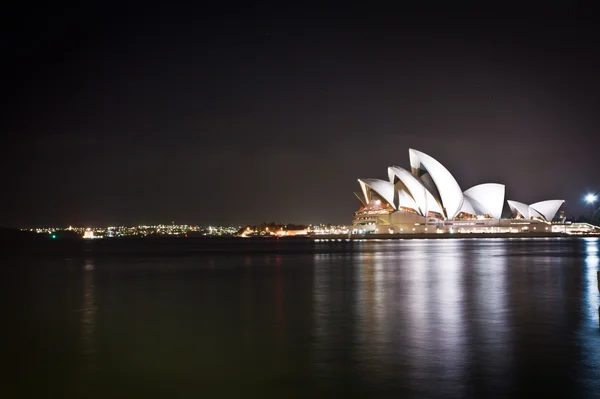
[353,250,390,375]
[403,240,468,396]
[583,237,599,317]
[432,240,468,392]
[577,237,600,397]
[471,240,510,386]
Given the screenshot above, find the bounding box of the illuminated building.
[275,229,309,237]
[353,149,565,234]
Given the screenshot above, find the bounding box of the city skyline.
[20,222,350,239]
[2,5,600,227]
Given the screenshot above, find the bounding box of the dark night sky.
[2,3,599,227]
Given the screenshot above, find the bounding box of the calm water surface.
[2,238,600,398]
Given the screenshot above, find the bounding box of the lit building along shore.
[352,148,572,235]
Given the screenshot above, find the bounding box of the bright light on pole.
[585,193,598,221]
[585,193,597,204]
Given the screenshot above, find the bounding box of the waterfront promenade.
[312,231,598,240]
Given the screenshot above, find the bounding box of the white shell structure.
[463,183,506,219]
[397,189,420,213]
[507,200,531,219]
[528,207,544,219]
[359,180,370,206]
[388,166,429,216]
[357,179,397,209]
[388,166,445,217]
[425,190,444,216]
[459,196,477,215]
[355,149,564,223]
[508,199,564,221]
[529,200,564,222]
[408,149,464,219]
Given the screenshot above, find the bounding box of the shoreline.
[306,232,599,240]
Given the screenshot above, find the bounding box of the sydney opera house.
[352,149,564,234]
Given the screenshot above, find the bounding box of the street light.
[585,193,597,221]
[585,193,597,204]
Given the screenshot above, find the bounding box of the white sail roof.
[425,190,445,216]
[388,166,428,216]
[388,165,446,217]
[463,183,505,219]
[357,179,397,209]
[529,200,564,222]
[459,196,477,215]
[398,189,420,213]
[508,199,564,221]
[507,200,530,219]
[356,148,562,224]
[529,207,544,219]
[359,180,370,206]
[408,149,464,219]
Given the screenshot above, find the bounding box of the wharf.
[309,232,600,240]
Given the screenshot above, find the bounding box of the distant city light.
[30,224,286,239]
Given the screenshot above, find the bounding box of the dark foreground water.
[2,237,600,398]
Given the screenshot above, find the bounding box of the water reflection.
[79,258,97,396]
[314,240,475,396]
[312,253,346,381]
[353,250,391,389]
[584,238,599,317]
[579,237,600,398]
[8,238,600,398]
[402,240,469,397]
[274,255,284,336]
[466,241,510,396]
[311,239,600,397]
